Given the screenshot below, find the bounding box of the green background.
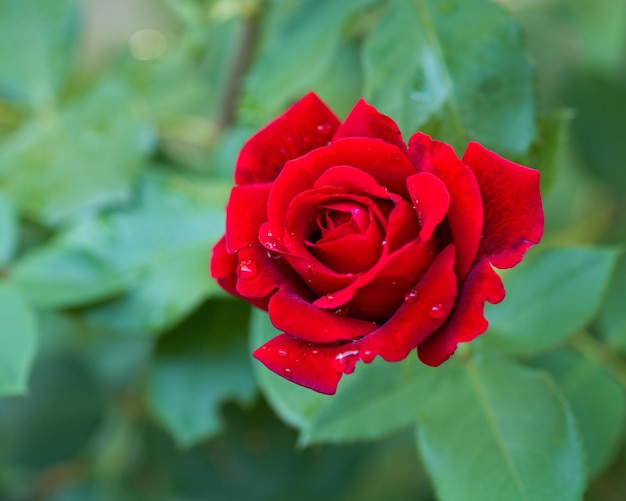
[0,0,625,499]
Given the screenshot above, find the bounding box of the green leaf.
[598,252,626,350]
[416,357,585,501]
[532,348,626,479]
[0,283,37,396]
[0,79,152,225]
[147,299,257,447]
[363,0,535,155]
[30,173,224,332]
[483,247,620,356]
[301,356,441,445]
[0,0,77,103]
[0,191,16,265]
[11,247,131,309]
[249,308,330,430]
[239,0,377,125]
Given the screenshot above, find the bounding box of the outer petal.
[268,286,378,343]
[332,99,408,154]
[210,238,270,310]
[417,260,504,365]
[235,93,339,185]
[408,133,483,280]
[418,143,543,366]
[462,141,544,269]
[253,334,348,395]
[255,245,457,394]
[225,183,272,253]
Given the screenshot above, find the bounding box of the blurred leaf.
[239,0,377,124]
[11,248,132,309]
[0,0,77,103]
[0,191,16,265]
[249,308,329,429]
[0,354,105,470]
[532,348,626,479]
[525,108,573,192]
[416,357,585,501]
[599,252,626,351]
[301,356,440,445]
[483,247,620,356]
[0,79,153,225]
[0,283,37,396]
[363,0,535,155]
[32,173,224,333]
[148,299,257,447]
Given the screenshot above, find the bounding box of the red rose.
[210,93,543,395]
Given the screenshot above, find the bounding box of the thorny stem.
[569,331,626,390]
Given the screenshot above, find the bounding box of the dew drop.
[404,290,418,301]
[334,306,349,316]
[311,349,320,355]
[325,294,335,302]
[284,368,293,378]
[381,240,387,246]
[238,259,258,278]
[332,350,359,374]
[429,303,445,319]
[277,348,288,358]
[316,123,332,132]
[360,349,376,364]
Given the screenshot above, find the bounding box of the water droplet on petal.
[404,289,418,301]
[360,349,376,364]
[381,240,387,246]
[325,294,335,302]
[311,349,320,355]
[316,123,332,132]
[334,306,349,316]
[332,350,359,374]
[284,368,293,378]
[238,259,257,278]
[277,348,288,358]
[429,303,445,319]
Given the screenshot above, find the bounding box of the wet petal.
[332,98,407,154]
[235,93,339,185]
[225,183,272,253]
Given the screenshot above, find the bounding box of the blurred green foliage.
[0,0,625,499]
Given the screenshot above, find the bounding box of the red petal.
[235,244,293,298]
[253,334,348,395]
[313,165,392,199]
[358,244,458,361]
[268,137,417,233]
[408,133,483,280]
[225,183,272,253]
[462,141,544,269]
[406,172,451,242]
[210,237,270,310]
[268,286,378,343]
[235,93,340,185]
[332,99,407,154]
[417,259,505,365]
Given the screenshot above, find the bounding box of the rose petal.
[357,244,458,360]
[332,98,407,154]
[268,137,418,233]
[313,165,393,200]
[268,286,378,343]
[253,334,348,395]
[417,259,505,366]
[406,172,451,242]
[235,93,340,185]
[210,238,270,310]
[408,133,483,280]
[462,141,544,269]
[225,183,272,253]
[235,244,296,299]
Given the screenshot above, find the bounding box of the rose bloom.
[210,93,543,394]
